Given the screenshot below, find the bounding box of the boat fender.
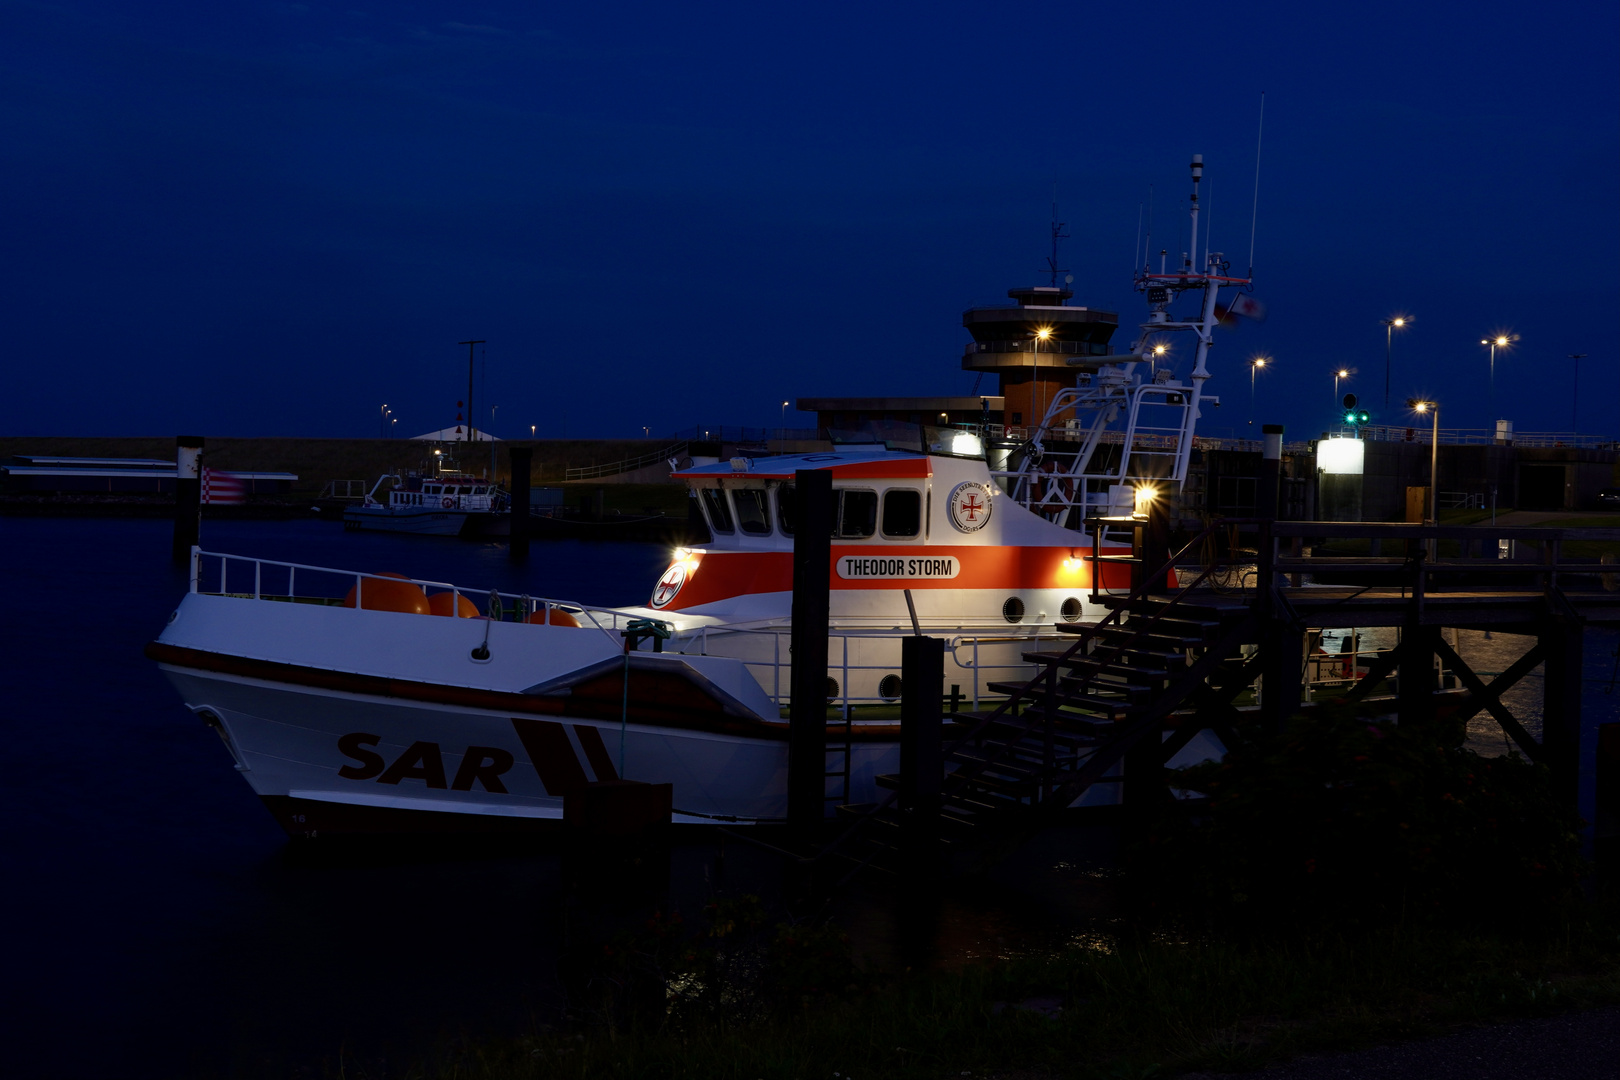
[527,605,583,628]
[342,572,430,615]
[427,591,479,618]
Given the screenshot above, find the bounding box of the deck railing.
[185,548,1059,713]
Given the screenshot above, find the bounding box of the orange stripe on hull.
[653,547,1148,610]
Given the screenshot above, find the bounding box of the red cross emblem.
[650,563,687,608]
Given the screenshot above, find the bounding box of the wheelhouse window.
[699,487,734,534]
[880,489,921,538]
[776,483,795,535]
[836,490,878,538]
[731,488,772,535]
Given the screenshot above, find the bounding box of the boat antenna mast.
[1046,189,1070,288]
[459,339,485,443]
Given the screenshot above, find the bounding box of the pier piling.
[171,434,203,566]
[508,446,531,559]
[788,469,834,834]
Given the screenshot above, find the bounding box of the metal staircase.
[821,523,1260,877]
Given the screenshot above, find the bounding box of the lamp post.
[1031,327,1053,428]
[1248,356,1270,427]
[1380,317,1410,407]
[1408,398,1440,525]
[530,424,536,439]
[1333,367,1353,408]
[780,400,789,445]
[1149,342,1168,378]
[1480,333,1518,419]
[1568,354,1588,432]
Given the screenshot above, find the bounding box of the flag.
[202,467,248,505]
[1228,294,1267,321]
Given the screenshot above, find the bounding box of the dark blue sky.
[2,1,1615,441]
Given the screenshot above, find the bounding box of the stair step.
[1023,650,1174,679]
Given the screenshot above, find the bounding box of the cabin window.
[700,487,734,533]
[425,485,439,494]
[776,483,795,535]
[880,489,921,538]
[732,489,772,535]
[837,490,878,538]
[474,486,486,495]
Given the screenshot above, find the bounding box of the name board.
[836,556,960,580]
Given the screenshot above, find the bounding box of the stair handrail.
[816,517,1250,867]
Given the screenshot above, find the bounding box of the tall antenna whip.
[1046,185,1070,288]
[1247,91,1265,279]
[1144,184,1154,271]
[1133,202,1143,274]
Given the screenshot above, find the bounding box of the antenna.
[1247,91,1265,279]
[1046,186,1070,288]
[1204,179,1213,270]
[1187,154,1203,274]
[459,339,485,442]
[1144,184,1154,272]
[1133,202,1143,275]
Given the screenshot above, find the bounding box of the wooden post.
[508,447,531,559]
[899,635,944,861]
[172,435,203,566]
[788,468,833,833]
[1541,616,1594,852]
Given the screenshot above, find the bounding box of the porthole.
[1060,597,1083,623]
[878,674,903,701]
[1002,597,1025,624]
[825,677,840,702]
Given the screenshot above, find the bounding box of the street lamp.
[1569,354,1589,432]
[780,400,789,444]
[1380,316,1411,407]
[1333,367,1354,407]
[1031,327,1053,426]
[1480,333,1519,418]
[530,424,536,439]
[1408,398,1440,525]
[1248,356,1270,427]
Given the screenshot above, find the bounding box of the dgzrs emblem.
[650,562,687,608]
[947,481,993,533]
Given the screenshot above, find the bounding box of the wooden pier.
[814,516,1620,878]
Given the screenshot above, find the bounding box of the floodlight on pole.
[1248,356,1270,427]
[1380,316,1411,407]
[1480,333,1519,418]
[1407,398,1441,525]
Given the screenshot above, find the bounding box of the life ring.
[441,496,455,509]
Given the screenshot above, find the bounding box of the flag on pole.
[202,467,248,505]
[1228,294,1267,321]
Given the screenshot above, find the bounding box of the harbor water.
[2,517,1613,1078]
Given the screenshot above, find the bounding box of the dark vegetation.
[310,708,1618,1080]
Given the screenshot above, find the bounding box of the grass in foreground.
[322,908,1620,1080]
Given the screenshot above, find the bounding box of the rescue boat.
[149,153,1249,834]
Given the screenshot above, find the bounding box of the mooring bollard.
[172,435,203,566]
[508,446,531,559]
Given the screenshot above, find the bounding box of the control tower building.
[961,285,1119,432]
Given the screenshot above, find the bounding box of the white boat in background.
[343,471,509,537]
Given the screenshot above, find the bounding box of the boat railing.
[665,622,1069,714]
[188,549,635,645]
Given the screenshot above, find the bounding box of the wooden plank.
[1433,638,1542,761]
